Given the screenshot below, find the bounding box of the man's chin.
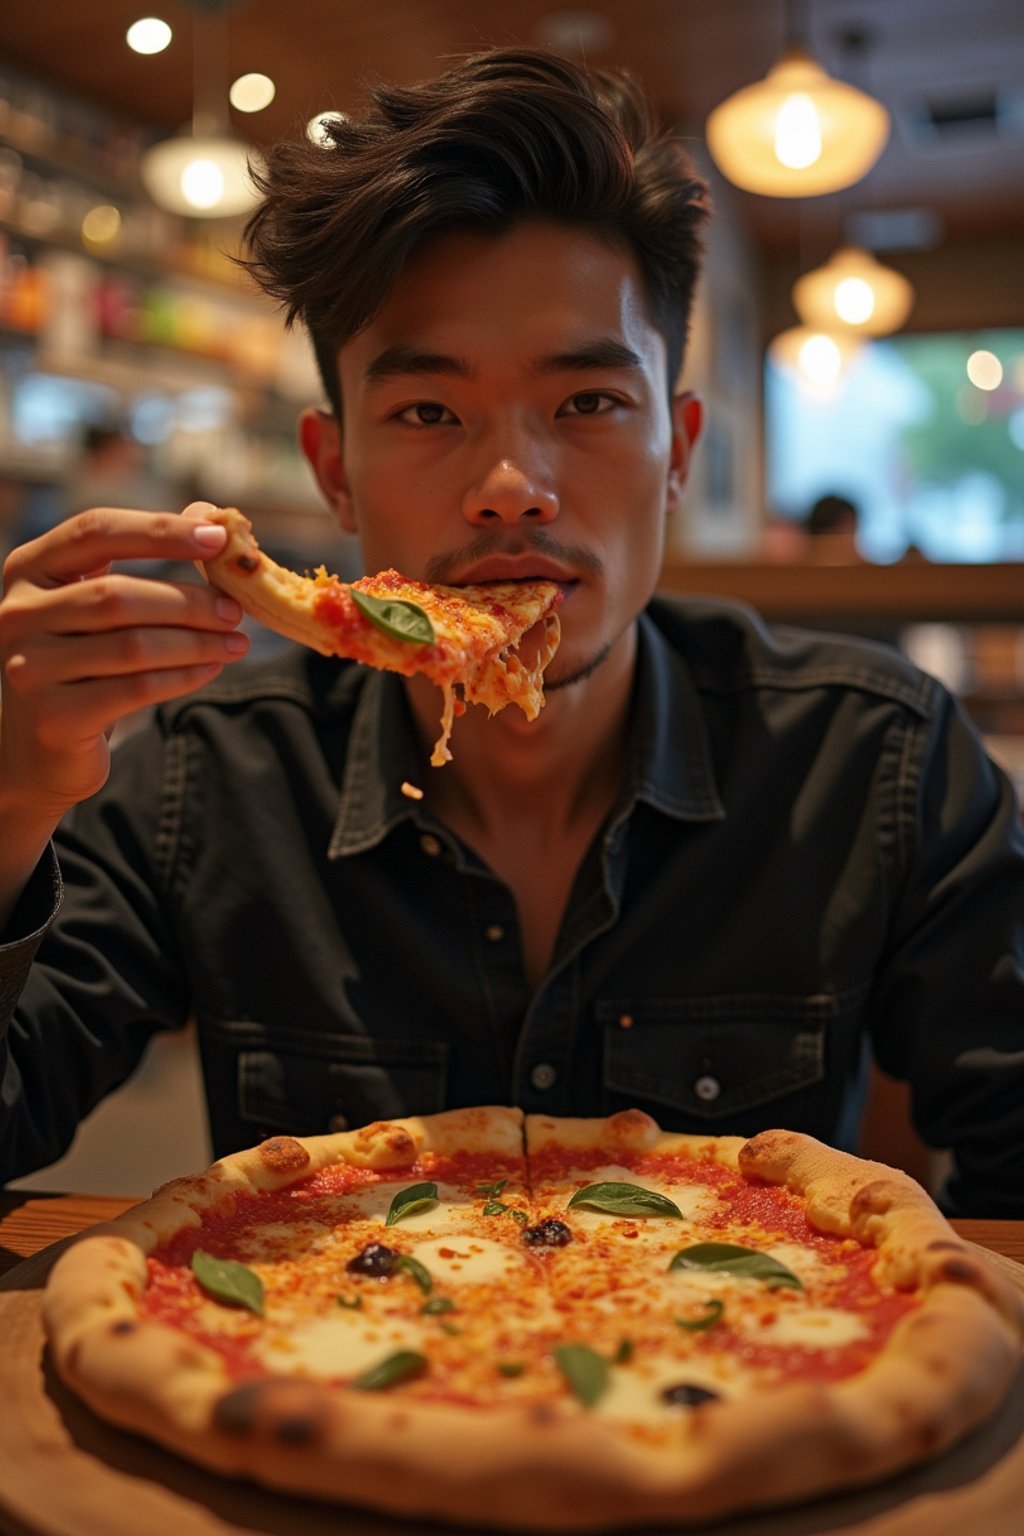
[543,641,613,693]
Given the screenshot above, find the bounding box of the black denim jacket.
[2,597,1022,1214]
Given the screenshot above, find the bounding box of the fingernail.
[193,523,227,549]
[216,596,242,622]
[224,633,249,653]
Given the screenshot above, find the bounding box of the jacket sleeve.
[0,726,192,1184]
[869,684,1024,1217]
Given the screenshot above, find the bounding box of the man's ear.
[666,391,703,515]
[299,408,358,534]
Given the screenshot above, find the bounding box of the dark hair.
[243,48,710,417]
[806,493,859,536]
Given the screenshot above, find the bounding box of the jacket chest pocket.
[237,1036,448,1138]
[598,992,863,1124]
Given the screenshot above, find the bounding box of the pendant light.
[705,4,889,198]
[792,245,914,336]
[140,0,259,219]
[769,325,863,391]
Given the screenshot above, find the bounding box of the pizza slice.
[198,506,562,764]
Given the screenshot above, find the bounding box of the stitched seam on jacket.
[153,732,188,893]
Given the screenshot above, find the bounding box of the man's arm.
[870,686,1024,1217]
[0,722,194,1183]
[0,502,249,930]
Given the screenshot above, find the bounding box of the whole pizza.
[42,1108,1024,1529]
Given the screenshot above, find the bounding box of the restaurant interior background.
[1,0,1022,1196]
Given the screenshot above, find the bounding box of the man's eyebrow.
[364,345,474,385]
[532,339,645,375]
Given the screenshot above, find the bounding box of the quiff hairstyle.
[243,48,710,418]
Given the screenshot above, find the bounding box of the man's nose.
[462,451,558,526]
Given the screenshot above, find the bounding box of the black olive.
[346,1242,398,1276]
[522,1219,573,1247]
[660,1382,720,1407]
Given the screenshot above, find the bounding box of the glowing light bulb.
[181,158,225,211]
[127,17,172,54]
[230,73,276,113]
[834,277,876,325]
[774,94,822,169]
[799,333,843,384]
[966,350,1003,391]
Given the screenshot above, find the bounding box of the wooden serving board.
[1,1241,1023,1536]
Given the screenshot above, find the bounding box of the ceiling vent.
[898,88,1024,149]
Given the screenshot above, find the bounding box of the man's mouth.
[448,556,578,587]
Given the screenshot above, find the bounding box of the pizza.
[42,1108,1024,1530]
[198,506,562,764]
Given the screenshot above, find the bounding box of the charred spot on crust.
[926,1240,967,1252]
[274,1414,321,1445]
[354,1122,418,1166]
[234,553,260,573]
[214,1379,328,1444]
[937,1256,981,1284]
[109,1319,137,1336]
[850,1180,895,1217]
[214,1382,261,1435]
[258,1136,311,1175]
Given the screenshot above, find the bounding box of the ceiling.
[1,0,1023,258]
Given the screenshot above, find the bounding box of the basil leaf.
[613,1337,634,1363]
[350,588,435,645]
[566,1182,683,1219]
[337,1293,363,1310]
[191,1250,264,1315]
[675,1298,725,1331]
[421,1295,456,1315]
[668,1243,804,1291]
[497,1361,525,1377]
[385,1181,438,1226]
[482,1198,529,1223]
[553,1343,610,1407]
[393,1254,433,1294]
[475,1179,507,1198]
[352,1349,428,1391]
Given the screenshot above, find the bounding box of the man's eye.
[398,402,454,426]
[563,392,613,416]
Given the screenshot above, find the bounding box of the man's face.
[303,221,699,692]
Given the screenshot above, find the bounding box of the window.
[766,329,1024,562]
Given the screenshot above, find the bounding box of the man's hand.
[0,501,250,841]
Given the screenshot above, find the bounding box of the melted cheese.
[737,1307,869,1350]
[409,1236,525,1285]
[257,1310,426,1379]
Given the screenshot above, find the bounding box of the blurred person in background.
[62,422,171,519]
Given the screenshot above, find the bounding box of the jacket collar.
[328,611,724,859]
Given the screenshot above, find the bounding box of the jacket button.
[618,1013,635,1030]
[693,1074,721,1103]
[485,923,505,942]
[420,834,442,857]
[530,1063,557,1090]
[327,1113,349,1132]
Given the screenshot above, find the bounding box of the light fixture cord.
[782,0,812,52]
[191,2,231,138]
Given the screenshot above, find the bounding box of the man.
[0,51,1021,1213]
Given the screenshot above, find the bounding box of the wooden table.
[2,1191,1024,1536]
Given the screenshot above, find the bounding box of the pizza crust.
[42,1111,1024,1530]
